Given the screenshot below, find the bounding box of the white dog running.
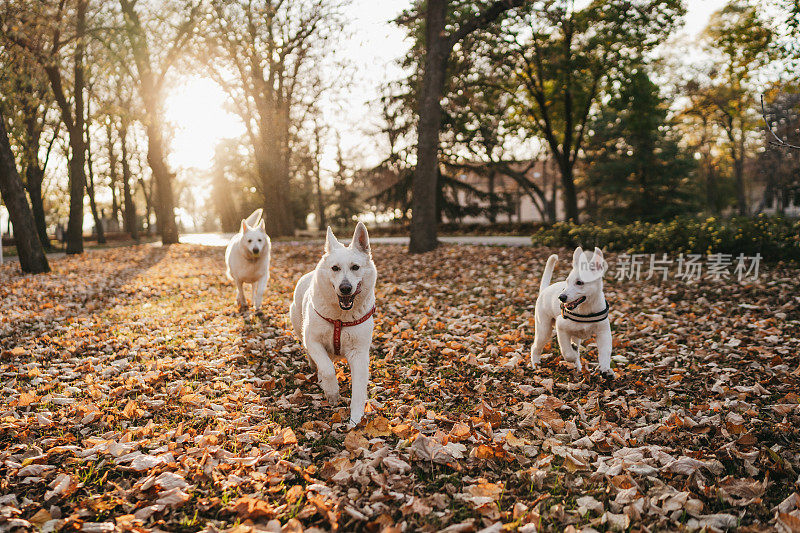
[290,223,377,427]
[530,247,615,378]
[225,208,271,309]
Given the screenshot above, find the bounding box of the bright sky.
[164,0,729,173]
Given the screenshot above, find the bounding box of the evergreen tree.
[584,69,697,222]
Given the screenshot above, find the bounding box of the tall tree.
[2,0,92,254]
[311,117,328,230]
[0,108,50,273]
[0,50,58,250]
[204,0,344,237]
[700,0,775,215]
[84,95,106,243]
[405,0,526,253]
[118,116,139,239]
[471,0,684,223]
[118,0,201,244]
[677,76,727,213]
[209,140,243,233]
[583,68,697,221]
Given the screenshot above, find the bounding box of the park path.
[1,233,530,266]
[179,232,533,247]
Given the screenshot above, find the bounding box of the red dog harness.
[314,305,376,356]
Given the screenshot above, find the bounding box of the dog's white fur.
[531,247,615,378]
[290,223,376,427]
[225,208,271,309]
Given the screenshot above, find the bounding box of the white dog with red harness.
[290,223,377,427]
[530,247,615,378]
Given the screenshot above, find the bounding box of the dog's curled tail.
[540,254,558,292]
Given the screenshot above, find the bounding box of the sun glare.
[165,76,245,171]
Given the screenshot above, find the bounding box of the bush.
[531,215,800,261]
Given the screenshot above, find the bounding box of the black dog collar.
[561,300,610,323]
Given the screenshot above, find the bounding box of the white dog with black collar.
[530,247,615,378]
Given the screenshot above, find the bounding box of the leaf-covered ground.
[1,243,799,533]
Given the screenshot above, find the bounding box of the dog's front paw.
[325,392,340,406]
[599,367,616,380]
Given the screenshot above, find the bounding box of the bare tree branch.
[761,94,800,150]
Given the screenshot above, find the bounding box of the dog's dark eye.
[576,280,584,286]
[351,265,360,271]
[248,239,252,243]
[332,265,340,272]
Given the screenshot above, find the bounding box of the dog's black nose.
[558,293,568,302]
[339,282,352,295]
[252,247,260,255]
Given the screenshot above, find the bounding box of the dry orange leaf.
[232,496,274,519]
[449,422,471,441]
[270,427,298,447]
[17,392,37,407]
[365,416,392,438]
[343,430,369,452]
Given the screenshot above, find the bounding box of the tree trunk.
[85,178,105,243]
[314,169,327,231]
[211,166,238,232]
[410,0,449,254]
[255,104,295,236]
[120,125,139,240]
[119,0,179,244]
[105,127,119,225]
[64,124,87,255]
[143,119,179,243]
[21,103,52,250]
[0,110,49,273]
[545,159,557,223]
[313,126,327,230]
[109,170,119,223]
[734,131,747,216]
[49,0,88,255]
[25,166,51,249]
[85,107,106,244]
[557,156,579,221]
[487,171,497,224]
[705,158,717,213]
[734,156,746,215]
[105,123,120,224]
[255,145,294,236]
[138,177,153,232]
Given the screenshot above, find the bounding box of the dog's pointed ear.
[258,219,266,232]
[591,247,607,275]
[325,226,342,253]
[241,219,249,234]
[245,208,263,227]
[351,222,370,255]
[572,247,584,268]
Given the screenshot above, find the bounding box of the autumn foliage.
[1,244,799,531]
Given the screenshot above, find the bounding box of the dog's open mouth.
[338,293,356,310]
[564,296,586,310]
